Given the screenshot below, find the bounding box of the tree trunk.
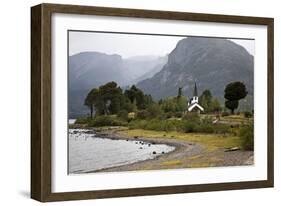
[90,105,93,119]
[231,109,234,115]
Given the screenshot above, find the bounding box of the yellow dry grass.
[118,129,242,152]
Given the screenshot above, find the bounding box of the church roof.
[187,102,204,112]
[193,82,198,97]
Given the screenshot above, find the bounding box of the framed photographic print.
[31,3,274,202]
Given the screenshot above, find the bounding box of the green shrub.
[185,122,229,134]
[88,115,127,127]
[136,110,150,119]
[148,119,168,131]
[128,119,147,129]
[174,112,183,118]
[201,116,213,124]
[168,120,185,132]
[75,117,89,124]
[163,112,174,119]
[195,124,215,133]
[143,119,161,130]
[128,118,232,135]
[129,119,185,132]
[212,124,230,134]
[183,122,196,133]
[244,111,253,118]
[182,113,200,123]
[117,109,129,121]
[147,104,163,118]
[162,120,181,132]
[239,123,254,150]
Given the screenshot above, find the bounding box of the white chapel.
[187,82,204,113]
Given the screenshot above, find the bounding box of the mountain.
[69,37,254,118]
[131,56,168,84]
[123,55,167,83]
[137,37,254,108]
[69,52,126,90]
[68,52,165,118]
[69,52,126,118]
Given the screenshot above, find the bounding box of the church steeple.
[190,82,199,104]
[187,81,204,113]
[193,82,198,97]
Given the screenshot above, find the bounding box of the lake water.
[69,129,175,173]
[69,119,76,125]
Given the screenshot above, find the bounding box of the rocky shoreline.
[72,127,202,173]
[71,126,254,173]
[93,130,204,173]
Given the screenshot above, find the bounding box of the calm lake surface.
[69,119,76,125]
[69,129,175,173]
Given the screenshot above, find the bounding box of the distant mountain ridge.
[69,52,125,90]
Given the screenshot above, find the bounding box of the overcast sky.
[69,31,255,58]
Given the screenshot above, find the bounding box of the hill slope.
[137,37,254,107]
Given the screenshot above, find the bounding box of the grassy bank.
[110,128,251,169]
[117,129,242,152]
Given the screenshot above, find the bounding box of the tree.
[117,109,129,121]
[225,100,238,114]
[211,98,221,112]
[224,82,248,100]
[122,98,137,113]
[176,96,187,112]
[147,103,163,118]
[161,96,187,113]
[161,97,177,113]
[84,88,100,118]
[124,85,146,109]
[224,81,248,114]
[199,95,208,111]
[84,90,94,118]
[199,90,212,112]
[85,82,126,116]
[177,87,183,98]
[99,82,124,115]
[143,94,154,108]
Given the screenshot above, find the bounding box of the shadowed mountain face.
[68,52,166,118]
[136,37,254,103]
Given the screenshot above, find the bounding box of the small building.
[187,82,204,113]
